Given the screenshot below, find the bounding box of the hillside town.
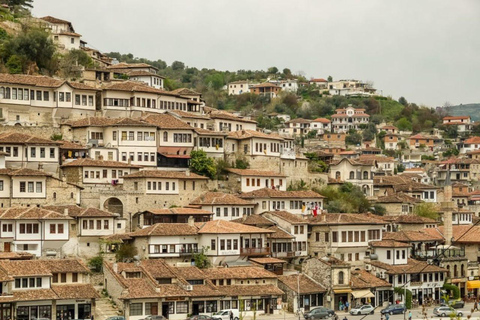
[0,3,479,320]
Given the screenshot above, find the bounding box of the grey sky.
[33,0,480,107]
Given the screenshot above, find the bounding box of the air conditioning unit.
[365,264,371,271]
[185,285,193,291]
[45,250,57,257]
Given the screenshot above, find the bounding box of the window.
[130,303,143,316]
[211,239,216,250]
[58,224,64,234]
[30,147,36,158]
[104,220,109,229]
[28,182,34,193]
[332,231,338,242]
[176,301,188,314]
[220,239,225,250]
[163,132,168,142]
[49,148,55,158]
[19,182,26,193]
[36,182,42,193]
[72,273,78,282]
[387,250,391,259]
[50,224,56,234]
[338,271,344,284]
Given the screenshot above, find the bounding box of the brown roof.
[41,259,90,273]
[58,140,88,150]
[0,168,52,177]
[44,205,117,218]
[0,132,60,145]
[0,252,33,260]
[108,62,159,71]
[249,257,287,265]
[369,259,446,275]
[393,215,436,224]
[61,158,142,168]
[428,225,480,244]
[40,16,71,25]
[267,226,294,239]
[139,259,177,279]
[170,88,201,96]
[309,213,385,226]
[239,188,325,199]
[376,193,421,204]
[129,223,198,237]
[279,274,326,294]
[123,170,208,180]
[190,192,254,206]
[171,266,206,280]
[226,168,286,177]
[219,284,283,296]
[228,130,284,141]
[127,70,164,78]
[52,284,100,299]
[65,117,155,128]
[0,74,96,91]
[168,110,210,120]
[197,220,273,234]
[383,230,443,242]
[207,266,278,280]
[0,207,72,220]
[142,113,195,129]
[263,211,308,225]
[370,240,411,248]
[0,260,51,277]
[231,215,275,227]
[194,127,227,136]
[143,208,213,215]
[205,109,257,124]
[350,270,391,289]
[103,81,169,95]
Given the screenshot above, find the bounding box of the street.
[253,303,480,320]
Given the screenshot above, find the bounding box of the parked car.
[140,316,166,320]
[448,300,465,309]
[188,315,212,320]
[105,317,125,320]
[380,304,406,315]
[433,306,463,317]
[349,305,374,315]
[211,309,239,320]
[303,307,335,319]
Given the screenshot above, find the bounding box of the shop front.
[333,289,352,311]
[351,289,374,308]
[56,300,93,320]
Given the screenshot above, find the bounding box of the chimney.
[185,170,190,177]
[63,208,69,216]
[188,216,195,227]
[113,263,118,273]
[442,185,454,245]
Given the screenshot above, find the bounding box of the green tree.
[4,0,33,14]
[189,150,216,179]
[235,158,249,169]
[282,68,292,78]
[5,55,23,74]
[394,287,412,309]
[115,243,138,262]
[327,75,333,82]
[267,66,278,74]
[58,49,94,79]
[193,246,211,269]
[414,202,439,221]
[88,254,104,273]
[398,96,408,106]
[396,117,413,131]
[345,132,362,146]
[372,204,386,216]
[171,60,185,71]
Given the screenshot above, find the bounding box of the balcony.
[240,247,270,256]
[179,248,200,256]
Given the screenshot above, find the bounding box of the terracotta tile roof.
[252,83,280,88]
[279,274,326,294]
[369,258,446,275]
[140,259,177,279]
[318,256,351,267]
[0,132,60,145]
[108,62,159,70]
[190,192,254,206]
[228,130,283,141]
[189,284,222,297]
[312,118,331,123]
[58,140,88,150]
[263,211,308,225]
[267,226,294,239]
[219,284,283,296]
[197,220,273,234]
[393,215,436,224]
[373,175,438,191]
[350,270,391,289]
[65,117,155,128]
[310,78,328,82]
[119,278,159,299]
[168,110,210,120]
[129,223,198,237]
[381,125,398,130]
[370,240,411,248]
[429,225,480,244]
[100,233,132,242]
[309,213,385,226]
[383,230,443,242]
[123,170,208,180]
[287,118,312,124]
[443,116,470,120]
[465,136,480,144]
[103,81,169,95]
[194,127,227,136]
[44,205,117,218]
[170,88,201,96]
[226,169,286,177]
[249,257,287,265]
[142,113,195,129]
[0,267,12,282]
[0,73,63,87]
[144,207,213,215]
[61,158,142,168]
[52,284,100,299]
[127,70,164,78]
[0,207,72,220]
[207,266,278,280]
[41,259,90,273]
[0,168,52,177]
[239,188,325,199]
[231,214,275,226]
[0,260,51,277]
[0,252,33,260]
[205,110,258,124]
[376,193,421,204]
[8,289,58,302]
[172,266,206,280]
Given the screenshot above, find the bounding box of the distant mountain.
[446,104,480,121]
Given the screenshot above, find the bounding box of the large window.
[130,303,143,316]
[176,301,188,314]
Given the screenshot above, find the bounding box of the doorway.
[4,243,10,253]
[162,303,170,319]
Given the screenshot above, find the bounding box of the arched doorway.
[104,197,123,217]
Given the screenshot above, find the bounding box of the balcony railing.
[240,247,270,256]
[179,248,200,255]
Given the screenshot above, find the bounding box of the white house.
[225,169,287,192]
[189,192,255,221]
[331,106,370,133]
[40,16,82,51]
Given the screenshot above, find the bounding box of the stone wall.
[0,123,61,138]
[103,263,127,310]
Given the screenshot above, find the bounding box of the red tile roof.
[190,192,253,206]
[123,170,208,180]
[239,188,325,199]
[226,168,286,177]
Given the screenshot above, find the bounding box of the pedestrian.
[339,301,343,311]
[385,313,390,320]
[408,311,412,320]
[343,317,348,320]
[380,313,384,320]
[91,315,94,320]
[345,301,349,312]
[475,300,479,312]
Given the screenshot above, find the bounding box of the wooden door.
[4,243,10,253]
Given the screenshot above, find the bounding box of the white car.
[350,305,374,315]
[211,309,239,320]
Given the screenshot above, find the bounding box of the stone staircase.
[95,290,122,320]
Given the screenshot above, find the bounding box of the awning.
[467,280,480,290]
[352,289,375,299]
[333,289,352,294]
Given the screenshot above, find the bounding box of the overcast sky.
[33,0,480,107]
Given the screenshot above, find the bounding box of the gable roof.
[43,205,117,218]
[263,211,308,225]
[383,230,443,242]
[206,266,277,279]
[65,117,155,128]
[129,223,199,237]
[142,114,194,129]
[279,274,326,294]
[226,168,286,177]
[123,170,208,180]
[196,220,273,234]
[0,207,72,220]
[309,213,385,226]
[227,130,284,141]
[61,158,142,168]
[0,168,52,177]
[0,74,96,91]
[369,258,445,275]
[231,215,275,227]
[350,269,391,289]
[239,188,325,199]
[190,192,254,206]
[0,132,60,145]
[142,208,213,215]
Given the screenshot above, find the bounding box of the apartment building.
[331,106,370,133]
[189,192,255,221]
